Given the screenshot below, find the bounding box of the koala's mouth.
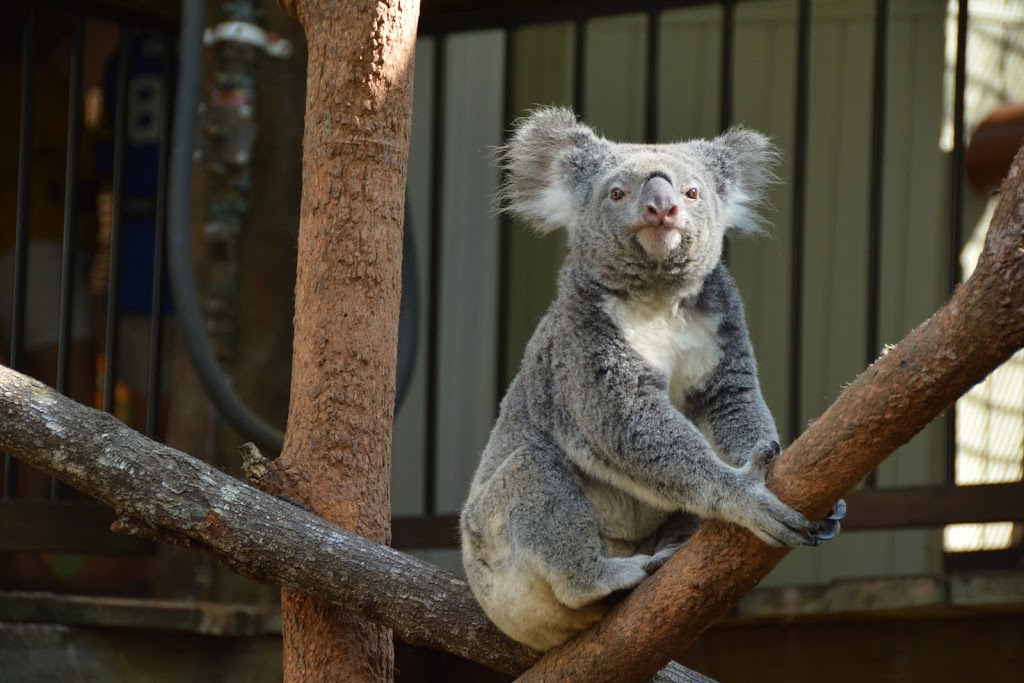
[632,223,683,262]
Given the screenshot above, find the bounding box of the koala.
[459,107,845,651]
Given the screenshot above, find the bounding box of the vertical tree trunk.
[270,1,420,680]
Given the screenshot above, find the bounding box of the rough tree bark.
[515,147,1024,683]
[0,373,707,683]
[267,0,419,681]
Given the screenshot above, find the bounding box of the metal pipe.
[103,26,132,414]
[946,0,969,485]
[787,0,812,445]
[719,0,734,132]
[864,0,889,490]
[573,18,587,118]
[57,15,86,397]
[644,9,660,143]
[424,35,448,516]
[4,6,38,500]
[146,32,176,439]
[495,26,517,406]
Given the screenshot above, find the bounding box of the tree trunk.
[516,145,1024,682]
[270,1,420,680]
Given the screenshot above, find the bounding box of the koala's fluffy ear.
[498,107,605,234]
[703,127,780,236]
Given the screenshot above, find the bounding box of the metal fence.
[3,2,177,503]
[1,0,1022,582]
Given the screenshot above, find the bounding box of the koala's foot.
[553,555,651,609]
[641,511,698,574]
[644,544,681,574]
[806,498,847,546]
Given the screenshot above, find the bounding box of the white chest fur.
[603,295,722,402]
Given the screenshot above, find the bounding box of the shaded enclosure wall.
[391,0,985,583]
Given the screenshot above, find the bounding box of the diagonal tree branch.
[517,146,1024,682]
[0,368,709,683]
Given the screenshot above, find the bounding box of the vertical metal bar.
[56,16,86,396]
[145,33,175,439]
[946,0,969,485]
[495,27,516,407]
[4,6,37,500]
[719,0,736,265]
[864,0,889,490]
[424,36,447,517]
[51,14,86,500]
[719,0,735,132]
[8,7,36,375]
[787,0,812,445]
[644,9,660,143]
[573,18,587,118]
[103,28,133,414]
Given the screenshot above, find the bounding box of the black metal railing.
[2,0,1021,575]
[3,4,177,505]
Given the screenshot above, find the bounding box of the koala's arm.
[558,312,782,526]
[554,292,814,547]
[688,266,774,471]
[686,269,779,468]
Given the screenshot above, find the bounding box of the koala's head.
[499,107,778,295]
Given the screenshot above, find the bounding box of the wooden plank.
[683,613,1024,683]
[420,0,635,34]
[3,484,1019,556]
[390,484,1024,551]
[392,514,460,549]
[0,502,153,555]
[0,622,283,682]
[843,482,1024,530]
[0,591,281,636]
[945,547,1024,573]
[735,570,1024,623]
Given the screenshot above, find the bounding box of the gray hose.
[168,0,418,453]
[168,0,284,451]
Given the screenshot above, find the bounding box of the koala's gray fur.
[460,107,842,651]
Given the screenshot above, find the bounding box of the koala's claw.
[803,498,847,546]
[825,498,847,521]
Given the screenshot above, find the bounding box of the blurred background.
[1,0,1022,680]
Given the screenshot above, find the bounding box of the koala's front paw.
[728,445,817,547]
[734,486,817,547]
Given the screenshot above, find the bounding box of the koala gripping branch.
[516,146,1024,683]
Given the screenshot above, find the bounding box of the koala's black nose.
[641,176,679,227]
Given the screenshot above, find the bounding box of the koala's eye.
[609,187,626,202]
[683,187,700,202]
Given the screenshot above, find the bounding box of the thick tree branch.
[0,370,708,683]
[517,146,1024,682]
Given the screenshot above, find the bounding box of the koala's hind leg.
[640,511,700,573]
[506,450,653,610]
